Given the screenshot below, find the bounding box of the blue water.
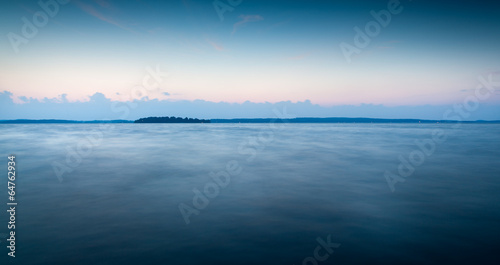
[0,124,499,265]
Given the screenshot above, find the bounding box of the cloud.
[232,15,264,34]
[206,39,224,51]
[73,0,133,33]
[286,52,311,61]
[89,92,108,103]
[2,90,500,121]
[95,0,112,9]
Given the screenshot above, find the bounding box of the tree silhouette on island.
[134,116,210,123]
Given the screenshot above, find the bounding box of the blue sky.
[1,0,500,119]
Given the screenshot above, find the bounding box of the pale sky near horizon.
[1,0,500,112]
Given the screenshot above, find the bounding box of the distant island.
[1,117,500,124]
[134,116,210,123]
[0,119,133,124]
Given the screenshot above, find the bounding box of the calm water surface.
[0,124,499,265]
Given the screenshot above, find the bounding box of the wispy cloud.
[73,0,133,33]
[286,52,311,61]
[232,15,264,34]
[207,39,224,51]
[95,0,112,9]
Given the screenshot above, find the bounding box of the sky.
[1,0,500,119]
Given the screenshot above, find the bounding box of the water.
[0,123,499,265]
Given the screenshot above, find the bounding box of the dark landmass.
[0,119,133,124]
[1,117,500,124]
[134,117,210,123]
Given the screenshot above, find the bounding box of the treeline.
[134,116,210,123]
[0,119,133,124]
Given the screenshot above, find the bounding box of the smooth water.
[0,124,499,265]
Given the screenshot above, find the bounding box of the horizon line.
[1,117,500,124]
